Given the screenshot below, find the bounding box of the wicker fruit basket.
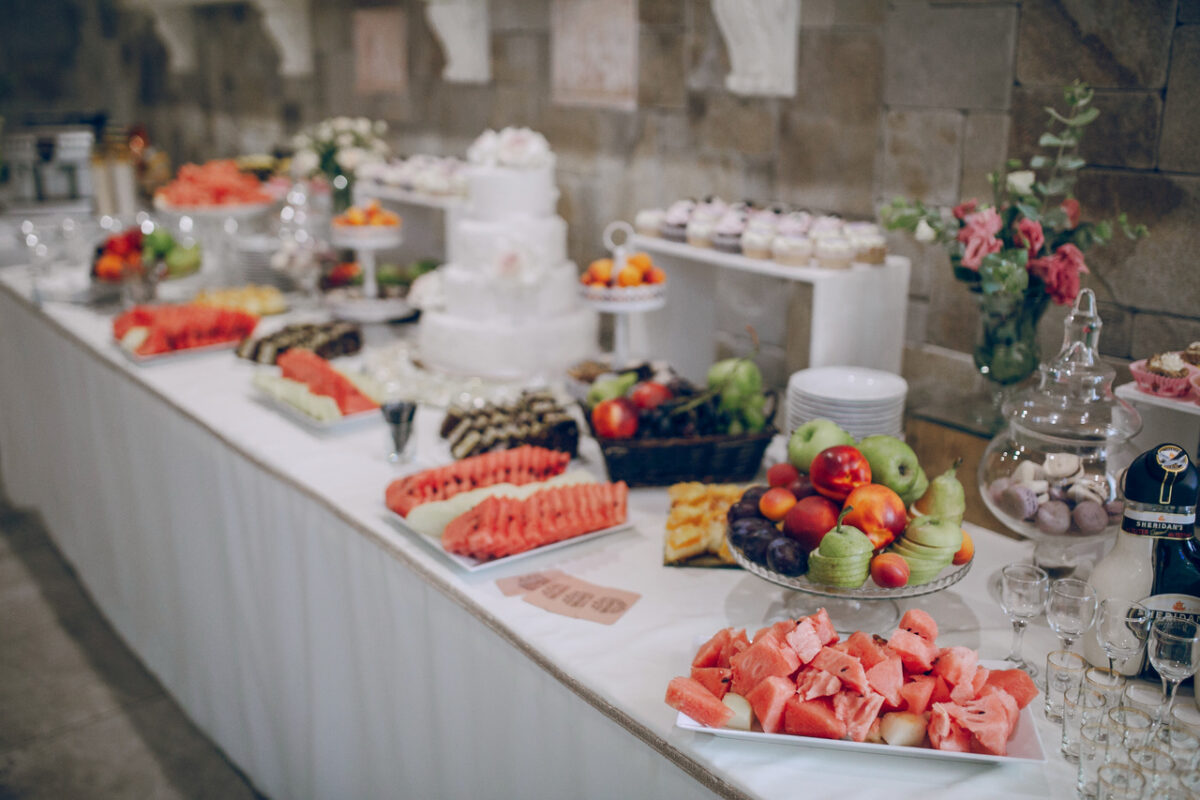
[592,429,776,487]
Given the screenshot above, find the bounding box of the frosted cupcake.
[686,217,715,248]
[1131,352,1194,398]
[740,228,775,259]
[636,208,665,237]
[844,221,882,238]
[772,235,813,266]
[815,237,854,269]
[659,200,694,242]
[850,232,888,265]
[712,211,747,253]
[810,215,843,238]
[694,196,728,223]
[1182,342,1200,366]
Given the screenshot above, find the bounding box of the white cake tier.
[467,164,558,221]
[418,307,598,380]
[442,261,579,319]
[454,215,567,274]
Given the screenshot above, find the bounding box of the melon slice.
[933,646,980,704]
[693,629,733,669]
[865,654,904,708]
[783,696,847,740]
[811,647,870,696]
[785,619,823,665]
[731,639,801,696]
[845,631,890,670]
[896,608,939,643]
[746,675,797,734]
[928,704,972,752]
[666,676,735,728]
[946,693,1014,755]
[806,608,839,646]
[983,669,1038,710]
[888,629,940,673]
[720,629,751,668]
[898,674,936,715]
[690,667,732,700]
[796,668,842,701]
[833,690,886,743]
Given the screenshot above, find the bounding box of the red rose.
[1061,198,1080,229]
[1029,243,1089,305]
[953,200,979,221]
[1014,218,1045,256]
[957,208,1003,270]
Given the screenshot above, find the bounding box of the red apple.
[758,487,798,522]
[591,397,638,439]
[809,445,872,503]
[842,484,907,551]
[782,495,841,552]
[786,474,817,501]
[630,381,673,411]
[767,462,801,489]
[870,553,910,588]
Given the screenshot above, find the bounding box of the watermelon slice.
[693,629,732,669]
[845,631,889,670]
[865,654,904,708]
[277,348,377,415]
[806,609,839,646]
[785,619,823,665]
[971,666,990,698]
[896,608,939,643]
[888,629,940,673]
[945,693,1015,755]
[983,669,1038,709]
[730,639,802,696]
[833,690,886,743]
[928,704,972,752]
[933,646,980,704]
[690,667,732,700]
[113,303,257,355]
[930,676,953,704]
[898,674,936,715]
[811,647,870,696]
[796,668,842,701]
[783,696,847,740]
[720,629,751,668]
[977,685,1019,735]
[746,675,796,734]
[666,676,734,728]
[386,447,572,517]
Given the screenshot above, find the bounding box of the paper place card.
[521,574,641,625]
[495,569,567,597]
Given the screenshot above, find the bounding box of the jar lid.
[1002,289,1142,441]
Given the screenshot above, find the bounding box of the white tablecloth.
[0,268,1077,799]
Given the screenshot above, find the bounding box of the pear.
[913,458,966,524]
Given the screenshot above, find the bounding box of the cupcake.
[810,215,843,238]
[844,221,882,238]
[686,217,715,248]
[749,206,789,232]
[1131,352,1194,398]
[660,200,694,242]
[694,195,728,223]
[850,232,888,265]
[740,228,774,259]
[635,208,665,237]
[771,235,813,266]
[712,211,747,253]
[815,237,854,269]
[1182,342,1200,366]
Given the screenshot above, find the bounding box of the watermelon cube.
[693,629,732,669]
[946,693,1014,755]
[720,629,751,668]
[865,655,904,708]
[746,675,797,734]
[933,646,980,704]
[983,669,1038,710]
[730,639,801,696]
[896,608,939,643]
[785,619,823,665]
[898,675,936,716]
[783,696,847,740]
[690,667,732,700]
[811,647,871,695]
[928,704,972,752]
[977,685,1019,737]
[806,608,839,646]
[888,629,939,673]
[796,667,843,700]
[666,676,735,729]
[930,676,953,704]
[833,690,886,743]
[845,631,889,670]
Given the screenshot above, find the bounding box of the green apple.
[903,515,963,550]
[913,459,966,524]
[788,419,854,473]
[857,435,923,499]
[900,467,929,508]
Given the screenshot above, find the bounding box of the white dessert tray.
[675,660,1045,765]
[116,339,241,366]
[252,385,381,434]
[386,509,633,573]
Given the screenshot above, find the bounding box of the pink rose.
[1014,218,1045,256]
[1029,243,1089,305]
[953,200,978,221]
[957,208,1003,270]
[1061,198,1080,229]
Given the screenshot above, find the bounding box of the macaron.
[1000,485,1039,521]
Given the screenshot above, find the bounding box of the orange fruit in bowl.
[616,265,642,287]
[627,252,653,275]
[588,258,614,285]
[646,267,667,284]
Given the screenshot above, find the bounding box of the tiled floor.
[0,494,263,799]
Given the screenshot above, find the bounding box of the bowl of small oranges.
[579,251,666,306]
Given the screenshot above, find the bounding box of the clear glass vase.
[975,290,1050,386]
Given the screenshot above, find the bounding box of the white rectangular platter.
[676,660,1046,765]
[253,386,381,433]
[116,339,241,365]
[386,509,632,573]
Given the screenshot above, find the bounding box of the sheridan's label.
[1122,503,1198,538]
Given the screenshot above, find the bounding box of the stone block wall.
[3,0,1197,376]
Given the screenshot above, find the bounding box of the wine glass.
[1147,616,1200,726]
[1047,578,1099,651]
[1000,563,1049,676]
[1095,599,1151,681]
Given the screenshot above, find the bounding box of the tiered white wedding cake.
[417,128,597,379]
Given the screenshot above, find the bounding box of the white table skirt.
[0,269,1076,799]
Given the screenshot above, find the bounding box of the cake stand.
[327,225,411,323]
[729,543,973,634]
[580,222,666,367]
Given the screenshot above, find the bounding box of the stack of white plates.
[234,234,293,290]
[786,367,908,438]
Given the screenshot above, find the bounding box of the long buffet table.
[0,267,1076,799]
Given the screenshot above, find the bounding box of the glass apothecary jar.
[978,290,1142,574]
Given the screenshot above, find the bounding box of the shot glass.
[1129,746,1175,795]
[1096,764,1146,800]
[1065,685,1110,762]
[1180,769,1200,798]
[1045,650,1087,723]
[382,400,417,463]
[1123,681,1165,721]
[1172,702,1200,738]
[1086,666,1128,709]
[1078,722,1112,799]
[1158,724,1200,771]
[1104,705,1156,764]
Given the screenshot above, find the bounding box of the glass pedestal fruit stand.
[327,224,410,323]
[580,222,665,368]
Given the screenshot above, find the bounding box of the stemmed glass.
[1046,578,1099,651]
[1000,563,1049,676]
[1147,616,1200,726]
[1095,599,1151,682]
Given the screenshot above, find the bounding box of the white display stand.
[1115,382,1200,463]
[630,234,910,385]
[353,180,463,264]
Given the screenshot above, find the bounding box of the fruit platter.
[113,303,258,362]
[330,200,404,250]
[579,250,667,309]
[384,446,632,571]
[92,225,202,285]
[579,358,775,487]
[665,608,1044,764]
[252,348,386,432]
[153,160,274,214]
